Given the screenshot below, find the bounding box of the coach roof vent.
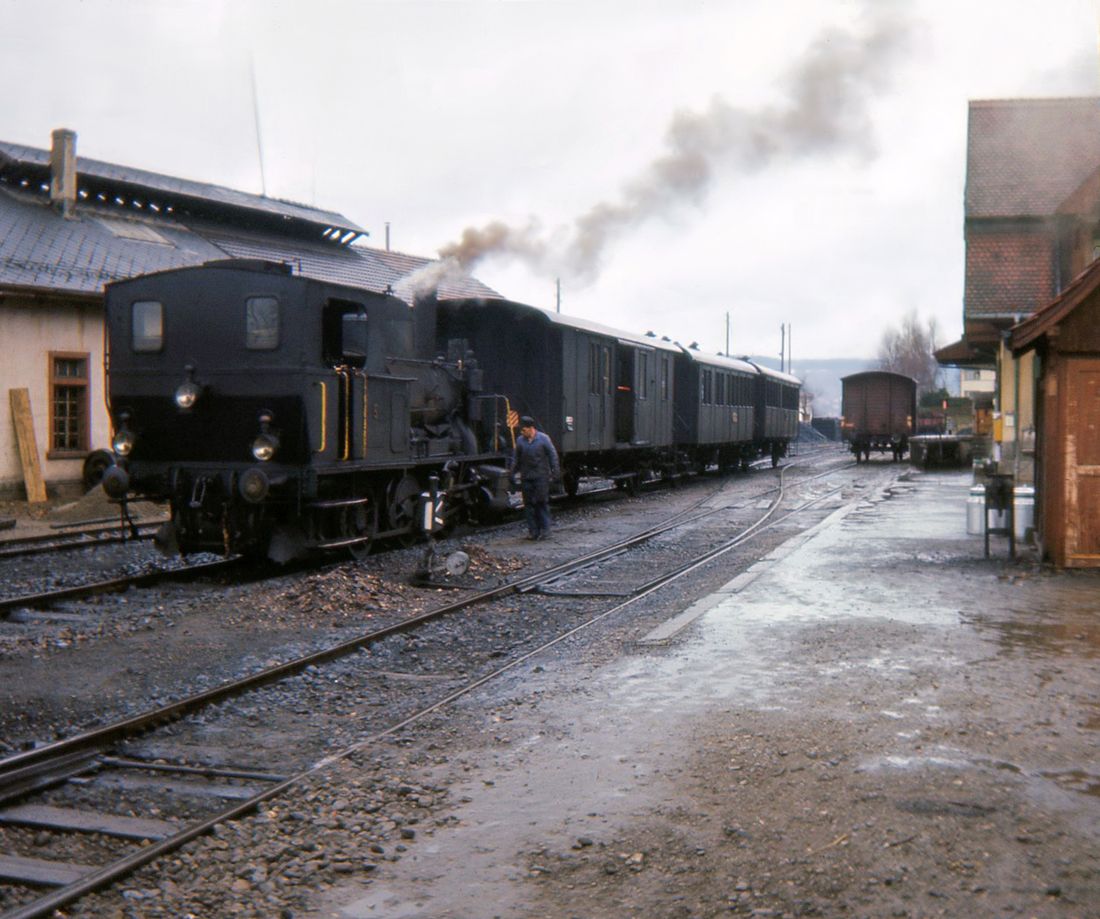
[50,127,77,219]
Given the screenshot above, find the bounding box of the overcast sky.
[3,0,1099,361]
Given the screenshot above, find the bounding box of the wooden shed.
[1011,256,1100,567]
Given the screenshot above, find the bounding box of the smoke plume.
[438,5,910,286]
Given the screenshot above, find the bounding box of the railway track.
[0,455,806,618]
[0,558,241,619]
[0,520,159,562]
[0,452,870,917]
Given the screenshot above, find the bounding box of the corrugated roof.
[0,186,223,292]
[0,139,364,235]
[965,98,1100,218]
[0,143,501,302]
[368,248,502,301]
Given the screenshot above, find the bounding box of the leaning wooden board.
[8,387,47,504]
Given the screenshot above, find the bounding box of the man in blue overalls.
[510,416,561,541]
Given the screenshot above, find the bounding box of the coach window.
[660,354,670,400]
[132,300,163,352]
[48,352,89,457]
[589,343,601,395]
[246,296,280,350]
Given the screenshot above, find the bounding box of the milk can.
[1014,485,1035,542]
[966,485,985,535]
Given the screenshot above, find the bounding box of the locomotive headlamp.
[175,381,200,409]
[250,410,278,462]
[112,411,134,457]
[174,365,200,410]
[251,433,278,461]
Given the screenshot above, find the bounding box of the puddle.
[858,753,971,773]
[1041,770,1100,798]
[961,612,1100,660]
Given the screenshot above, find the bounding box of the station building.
[937,97,1100,565]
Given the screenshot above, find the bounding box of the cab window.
[246,296,280,350]
[132,300,164,352]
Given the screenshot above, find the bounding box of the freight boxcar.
[840,370,916,462]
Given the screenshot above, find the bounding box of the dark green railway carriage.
[437,298,680,493]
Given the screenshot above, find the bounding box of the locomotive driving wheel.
[386,474,421,545]
[341,500,377,561]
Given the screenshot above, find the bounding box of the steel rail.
[0,525,158,560]
[0,558,239,617]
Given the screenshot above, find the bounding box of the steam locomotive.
[101,259,799,560]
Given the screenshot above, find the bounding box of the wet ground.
[323,470,1100,918]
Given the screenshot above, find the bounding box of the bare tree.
[877,310,939,393]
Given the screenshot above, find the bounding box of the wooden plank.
[0,852,95,887]
[8,389,48,504]
[90,773,262,800]
[0,804,176,841]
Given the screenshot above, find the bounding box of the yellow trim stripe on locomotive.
[360,370,368,458]
[314,380,327,453]
[340,369,351,461]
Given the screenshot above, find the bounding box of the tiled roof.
[964,223,1056,318]
[1011,252,1100,352]
[966,98,1100,218]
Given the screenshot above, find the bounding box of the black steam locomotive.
[102,259,799,560]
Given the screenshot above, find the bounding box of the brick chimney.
[49,128,77,218]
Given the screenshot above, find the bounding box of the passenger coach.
[672,349,758,470]
[750,360,802,465]
[437,298,680,493]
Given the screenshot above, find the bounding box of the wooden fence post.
[8,388,48,504]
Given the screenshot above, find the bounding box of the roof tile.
[966,97,1100,218]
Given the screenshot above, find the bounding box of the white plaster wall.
[0,296,108,493]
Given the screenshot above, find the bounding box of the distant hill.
[748,356,875,418]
